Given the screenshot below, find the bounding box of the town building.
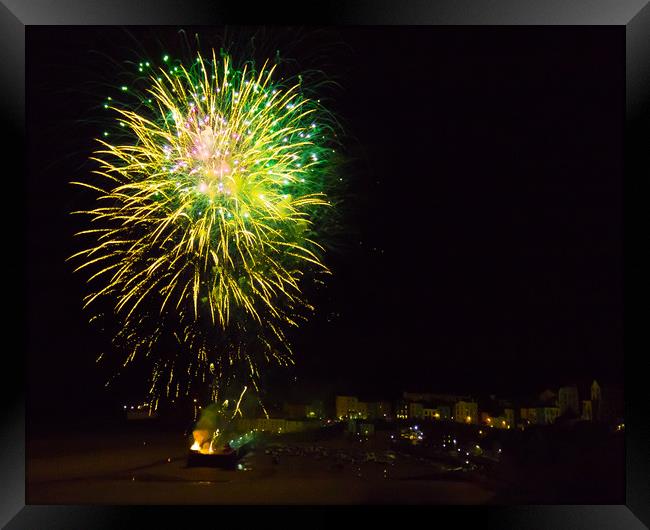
[454,400,478,424]
[395,400,409,420]
[336,396,394,421]
[306,400,324,419]
[409,402,424,419]
[437,405,452,420]
[558,385,580,417]
[423,406,450,420]
[519,405,558,426]
[591,379,601,401]
[349,400,391,420]
[374,401,392,419]
[355,401,368,419]
[521,407,533,424]
[335,395,359,419]
[236,417,319,433]
[538,406,559,425]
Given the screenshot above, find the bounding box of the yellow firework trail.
[70,51,340,407]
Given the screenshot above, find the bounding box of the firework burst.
[70,50,340,409]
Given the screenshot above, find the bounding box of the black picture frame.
[3,1,648,527]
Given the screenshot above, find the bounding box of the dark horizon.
[27,26,623,422]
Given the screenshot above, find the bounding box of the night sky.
[27,27,623,421]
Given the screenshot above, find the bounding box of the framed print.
[2,0,648,528]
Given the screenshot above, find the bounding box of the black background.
[27,26,623,422]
